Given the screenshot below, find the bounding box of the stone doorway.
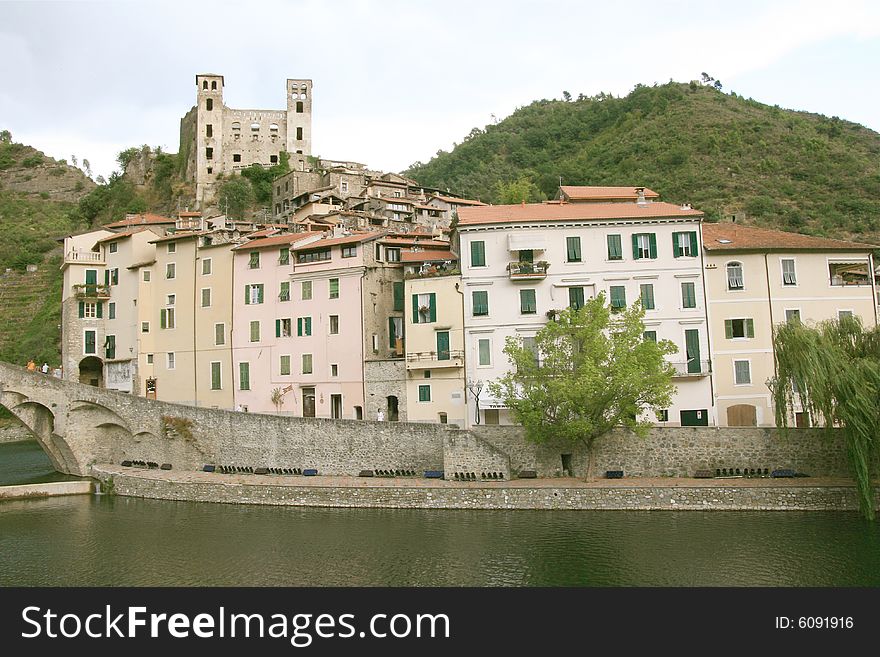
[78,356,103,387]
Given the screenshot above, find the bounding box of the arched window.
[231,122,241,131]
[250,122,260,131]
[726,262,744,290]
[202,80,208,90]
[211,81,217,90]
[269,123,279,132]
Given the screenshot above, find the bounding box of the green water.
[2,441,879,586]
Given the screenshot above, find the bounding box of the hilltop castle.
[180,74,313,210]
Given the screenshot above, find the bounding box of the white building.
[457,197,713,427]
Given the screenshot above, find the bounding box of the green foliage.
[0,130,11,143]
[240,153,291,206]
[489,295,677,475]
[406,82,880,242]
[217,176,254,219]
[21,154,43,168]
[496,176,545,204]
[772,317,880,520]
[116,147,142,171]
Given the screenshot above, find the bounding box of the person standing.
[41,362,49,374]
[26,359,36,372]
[376,408,385,421]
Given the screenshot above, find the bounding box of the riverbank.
[92,465,880,511]
[0,480,93,500]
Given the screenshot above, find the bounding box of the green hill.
[405,82,880,243]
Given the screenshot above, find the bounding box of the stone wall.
[364,359,408,421]
[443,430,510,479]
[472,426,868,479]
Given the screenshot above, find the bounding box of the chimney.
[635,187,647,206]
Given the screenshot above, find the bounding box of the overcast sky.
[2,0,879,180]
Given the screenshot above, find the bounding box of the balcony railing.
[670,360,711,377]
[508,261,549,280]
[72,283,111,299]
[406,350,464,368]
[65,249,103,264]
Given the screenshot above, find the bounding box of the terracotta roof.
[233,232,319,251]
[149,232,203,244]
[430,194,486,206]
[379,237,449,247]
[126,260,156,270]
[245,228,280,239]
[401,249,456,263]
[291,231,382,250]
[178,211,201,217]
[458,201,703,227]
[702,223,878,252]
[559,186,660,201]
[104,213,176,228]
[94,228,152,244]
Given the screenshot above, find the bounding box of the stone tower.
[194,74,225,209]
[286,79,312,157]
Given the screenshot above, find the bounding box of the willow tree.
[489,294,677,479]
[772,317,880,520]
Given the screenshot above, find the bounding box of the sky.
[1,0,879,180]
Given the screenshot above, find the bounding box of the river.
[2,440,879,586]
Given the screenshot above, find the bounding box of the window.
[245,284,264,305]
[607,234,623,260]
[278,248,290,266]
[231,122,240,132]
[472,290,488,317]
[838,310,854,320]
[342,245,356,258]
[160,307,176,329]
[781,259,797,286]
[210,362,221,390]
[167,352,175,370]
[372,334,379,353]
[249,320,260,342]
[248,252,260,269]
[470,240,486,267]
[640,284,655,310]
[301,280,312,300]
[239,363,250,391]
[276,318,292,338]
[296,127,303,140]
[341,181,349,193]
[632,233,657,259]
[205,146,213,160]
[108,242,118,254]
[302,354,313,374]
[418,385,431,402]
[657,409,669,422]
[672,231,698,258]
[202,258,212,275]
[681,282,697,309]
[389,317,404,349]
[520,289,537,314]
[643,330,657,342]
[201,288,211,308]
[215,323,225,345]
[166,263,176,279]
[297,249,331,263]
[108,302,116,320]
[296,101,304,113]
[436,331,450,360]
[104,334,115,359]
[566,236,582,262]
[393,282,404,311]
[331,364,338,377]
[251,122,260,132]
[280,355,291,376]
[329,278,339,299]
[167,294,176,306]
[478,339,491,366]
[685,329,702,374]
[206,98,213,111]
[329,315,339,334]
[279,281,290,302]
[146,354,153,364]
[567,286,585,310]
[233,153,241,163]
[141,321,150,333]
[522,336,539,367]
[297,317,312,336]
[413,293,437,323]
[785,309,801,323]
[724,318,755,339]
[609,286,626,310]
[734,360,751,385]
[143,270,151,282]
[84,330,96,355]
[386,248,401,262]
[727,262,744,290]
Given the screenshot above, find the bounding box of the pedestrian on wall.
[26,358,36,372]
[377,408,385,421]
[41,362,49,374]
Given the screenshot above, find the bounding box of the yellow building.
[703,223,878,426]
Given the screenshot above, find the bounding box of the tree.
[562,91,572,102]
[771,317,880,520]
[82,158,92,178]
[495,176,543,204]
[1,129,12,143]
[217,176,254,219]
[489,294,677,478]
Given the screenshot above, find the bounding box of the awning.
[508,233,547,251]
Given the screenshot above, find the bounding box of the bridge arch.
[0,398,84,474]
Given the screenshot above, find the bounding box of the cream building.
[703,223,879,426]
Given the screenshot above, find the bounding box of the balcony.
[670,360,711,378]
[65,248,103,264]
[406,349,464,369]
[508,261,549,280]
[72,283,111,299]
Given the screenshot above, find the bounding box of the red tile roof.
[559,186,660,201]
[702,223,878,252]
[104,213,176,228]
[401,249,456,263]
[244,228,280,239]
[94,227,153,244]
[178,211,202,217]
[291,231,382,250]
[233,232,318,251]
[430,194,486,206]
[458,201,702,226]
[379,237,449,247]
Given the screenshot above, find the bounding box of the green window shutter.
[418,385,431,402]
[568,286,584,309]
[244,285,250,305]
[412,294,419,323]
[428,293,436,322]
[689,232,699,257]
[746,319,755,338]
[685,329,701,373]
[478,339,490,365]
[239,362,250,391]
[96,302,103,318]
[280,355,291,375]
[470,241,485,267]
[160,308,167,329]
[305,317,312,335]
[78,302,85,318]
[250,321,260,342]
[643,330,657,342]
[672,232,682,258]
[389,317,397,348]
[566,237,581,262]
[275,319,281,338]
[631,234,640,260]
[104,270,109,285]
[724,320,733,339]
[329,278,339,299]
[473,291,488,316]
[297,318,303,336]
[112,269,118,285]
[640,284,654,310]
[610,286,626,309]
[257,284,264,304]
[607,234,622,260]
[211,362,221,390]
[648,233,657,258]
[393,282,404,311]
[437,331,450,360]
[682,282,696,309]
[520,289,536,313]
[85,270,97,285]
